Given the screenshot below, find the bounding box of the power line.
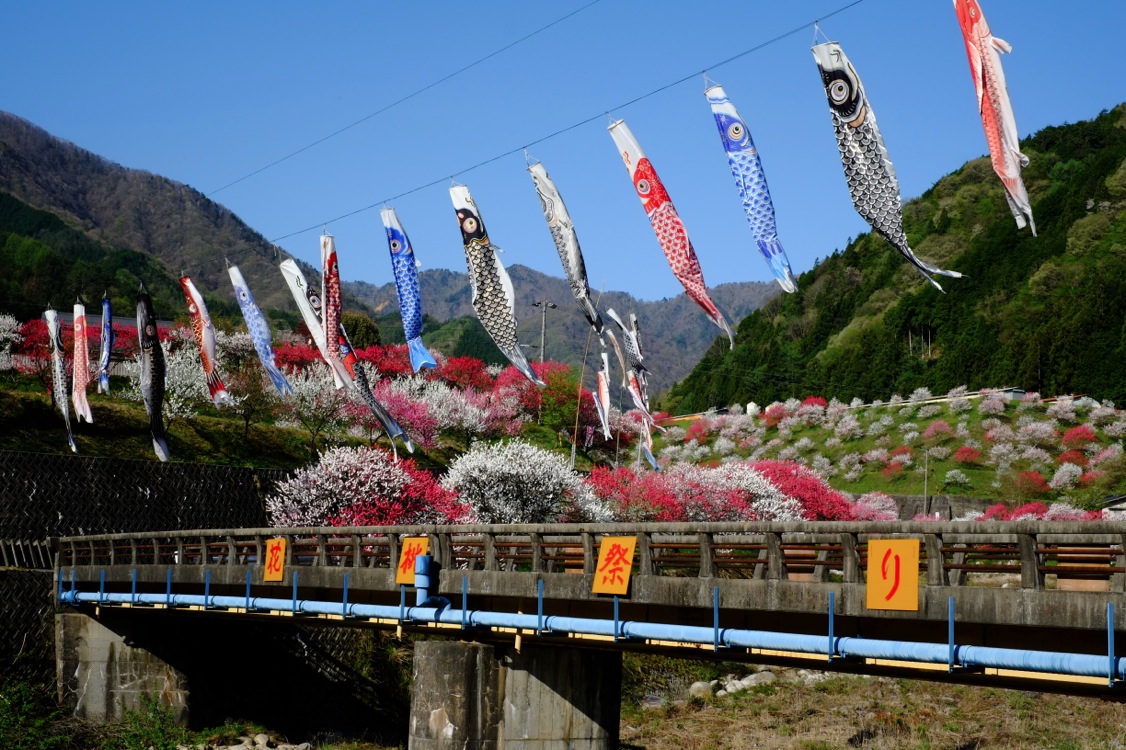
[206,0,604,198]
[268,0,865,245]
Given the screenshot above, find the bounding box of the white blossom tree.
[442,439,609,524]
[276,364,350,455]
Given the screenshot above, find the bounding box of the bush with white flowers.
[943,469,971,488]
[442,439,608,523]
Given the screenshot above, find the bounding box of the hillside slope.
[666,104,1126,412]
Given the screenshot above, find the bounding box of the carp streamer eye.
[462,216,478,234]
[238,289,249,302]
[636,178,651,196]
[727,122,745,141]
[830,79,851,105]
[390,239,402,252]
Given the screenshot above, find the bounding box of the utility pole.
[532,300,556,364]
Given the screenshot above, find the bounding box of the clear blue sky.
[4,0,1123,307]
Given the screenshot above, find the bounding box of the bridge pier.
[409,641,621,750]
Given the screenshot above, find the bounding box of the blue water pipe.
[58,569,1124,684]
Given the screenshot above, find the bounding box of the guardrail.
[55,521,1126,591]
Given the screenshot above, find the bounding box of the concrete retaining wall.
[55,611,189,724]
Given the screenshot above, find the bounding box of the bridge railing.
[55,521,1126,591]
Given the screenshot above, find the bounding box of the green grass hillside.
[654,388,1126,511]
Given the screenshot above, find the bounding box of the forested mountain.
[665,104,1126,413]
[0,112,294,310]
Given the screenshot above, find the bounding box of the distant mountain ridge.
[0,110,777,392]
[354,265,776,395]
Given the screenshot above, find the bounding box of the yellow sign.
[396,536,429,585]
[592,536,637,595]
[263,537,286,582]
[866,539,919,611]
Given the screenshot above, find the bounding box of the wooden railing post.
[484,534,497,571]
[1018,533,1044,590]
[438,533,451,570]
[581,532,594,575]
[530,533,543,572]
[925,534,945,586]
[1115,535,1126,593]
[766,533,782,581]
[388,535,400,572]
[840,533,858,583]
[636,532,653,576]
[698,533,714,578]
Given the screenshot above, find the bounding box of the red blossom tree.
[274,341,321,370]
[357,344,412,378]
[433,355,492,391]
[1014,471,1050,497]
[684,419,711,444]
[751,459,858,521]
[760,403,787,429]
[1061,424,1097,449]
[881,462,905,482]
[334,457,468,526]
[1057,449,1089,467]
[954,446,982,464]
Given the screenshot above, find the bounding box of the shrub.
[761,403,787,429]
[943,469,971,488]
[434,354,493,391]
[1018,420,1059,447]
[1013,471,1050,497]
[1061,424,1097,449]
[684,419,711,444]
[0,679,67,750]
[1049,462,1085,491]
[588,465,690,522]
[954,443,981,461]
[922,420,954,442]
[978,397,1007,416]
[851,491,898,521]
[881,462,905,482]
[1057,449,1089,467]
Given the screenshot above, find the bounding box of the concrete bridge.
[55,521,1126,749]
